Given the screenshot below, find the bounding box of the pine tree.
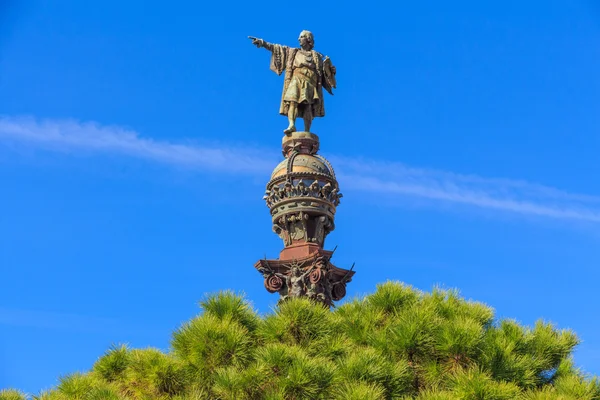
[4,283,599,399]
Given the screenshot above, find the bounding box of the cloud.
[333,158,600,222]
[0,306,120,333]
[0,306,159,335]
[2,115,600,223]
[0,116,275,175]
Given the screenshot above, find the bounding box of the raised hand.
[248,36,264,48]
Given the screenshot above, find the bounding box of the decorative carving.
[287,263,312,298]
[332,283,347,301]
[272,212,334,248]
[256,251,354,308]
[264,179,342,208]
[313,215,334,246]
[265,275,283,293]
[272,223,290,247]
[309,267,323,284]
[281,131,321,157]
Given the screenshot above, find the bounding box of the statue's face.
[298,31,314,49]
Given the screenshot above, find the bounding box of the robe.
[269,44,333,118]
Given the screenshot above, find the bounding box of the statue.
[287,264,313,297]
[265,263,314,300]
[248,31,337,134]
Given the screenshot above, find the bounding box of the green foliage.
[120,348,189,398]
[92,344,130,383]
[0,389,28,400]
[449,368,520,399]
[365,281,419,315]
[258,297,332,347]
[7,282,599,399]
[336,346,413,397]
[199,290,260,333]
[330,299,385,345]
[171,313,253,385]
[333,381,387,400]
[56,373,95,399]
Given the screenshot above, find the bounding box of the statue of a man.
[248,31,337,134]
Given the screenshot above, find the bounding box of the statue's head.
[298,30,314,50]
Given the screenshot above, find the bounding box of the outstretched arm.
[248,36,274,51]
[274,272,287,280]
[249,36,288,75]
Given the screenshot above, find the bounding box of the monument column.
[249,31,354,307]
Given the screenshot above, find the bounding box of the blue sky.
[1,0,600,394]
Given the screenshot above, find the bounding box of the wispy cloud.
[0,306,162,335]
[0,116,275,174]
[333,158,600,222]
[2,115,600,223]
[0,306,120,333]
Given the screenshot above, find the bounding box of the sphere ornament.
[263,132,342,251]
[270,154,335,180]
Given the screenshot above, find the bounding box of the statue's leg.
[303,104,313,133]
[284,102,297,134]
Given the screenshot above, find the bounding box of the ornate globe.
[263,133,342,253]
[270,154,336,180]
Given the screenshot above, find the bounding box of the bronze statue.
[248,31,337,134]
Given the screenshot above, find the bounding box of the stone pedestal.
[255,131,354,307]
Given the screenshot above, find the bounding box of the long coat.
[269,44,334,118]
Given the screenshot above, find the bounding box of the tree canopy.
[2,282,599,399]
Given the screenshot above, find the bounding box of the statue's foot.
[283,125,296,135]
